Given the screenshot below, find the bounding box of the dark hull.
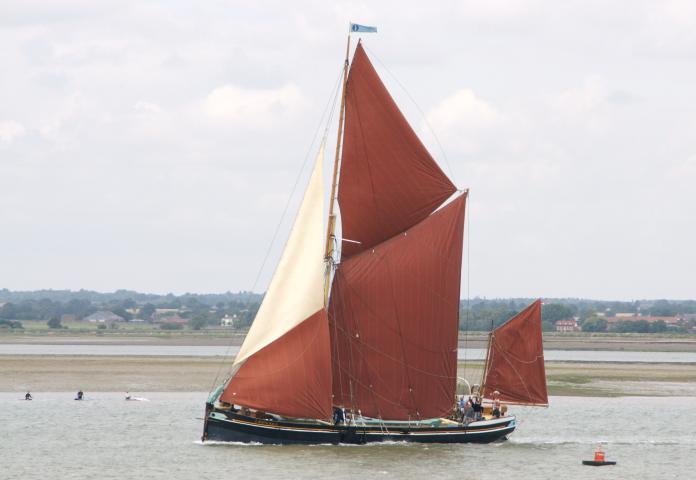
[203,408,516,445]
[582,461,616,466]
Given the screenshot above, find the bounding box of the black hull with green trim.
[202,408,516,445]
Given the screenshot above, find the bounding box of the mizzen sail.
[481,300,548,406]
[220,146,332,419]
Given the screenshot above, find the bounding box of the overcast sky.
[1,1,695,300]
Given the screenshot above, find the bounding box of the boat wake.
[194,440,263,447]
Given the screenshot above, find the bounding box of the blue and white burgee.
[350,23,377,33]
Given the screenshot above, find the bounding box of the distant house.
[153,315,187,325]
[555,318,580,332]
[151,310,186,323]
[83,311,125,323]
[220,314,238,327]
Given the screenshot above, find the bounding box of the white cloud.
[203,84,305,126]
[640,0,696,55]
[134,101,162,114]
[666,155,696,181]
[549,75,619,133]
[425,89,502,153]
[551,75,609,117]
[0,121,26,144]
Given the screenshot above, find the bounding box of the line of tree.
[0,291,262,330]
[1,290,694,333]
[459,300,576,332]
[459,298,694,333]
[0,288,260,306]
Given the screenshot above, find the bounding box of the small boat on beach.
[202,24,548,445]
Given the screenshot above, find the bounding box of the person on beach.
[25,392,32,400]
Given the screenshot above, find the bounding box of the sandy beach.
[2,354,695,397]
[3,332,695,396]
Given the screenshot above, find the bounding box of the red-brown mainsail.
[338,43,457,259]
[329,196,465,420]
[481,300,548,406]
[329,42,465,420]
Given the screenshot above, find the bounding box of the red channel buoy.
[582,444,617,466]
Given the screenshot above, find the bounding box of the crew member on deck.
[333,407,345,425]
[472,395,483,420]
[464,397,474,420]
[492,390,501,418]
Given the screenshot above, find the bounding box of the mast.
[480,330,494,398]
[323,28,351,306]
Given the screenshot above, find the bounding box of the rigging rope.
[464,191,472,386]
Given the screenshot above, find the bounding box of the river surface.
[2,393,692,479]
[1,343,696,362]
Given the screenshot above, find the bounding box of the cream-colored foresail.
[231,144,326,371]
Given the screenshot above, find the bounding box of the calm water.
[0,344,237,356]
[1,344,696,363]
[2,393,693,479]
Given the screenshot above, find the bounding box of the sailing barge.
[203,28,547,445]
